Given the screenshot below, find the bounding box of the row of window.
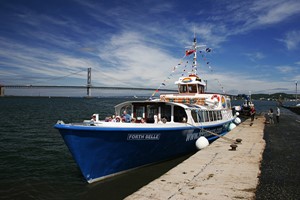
[191,110,225,123]
[121,103,187,123]
[120,103,231,124]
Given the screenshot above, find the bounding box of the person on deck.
[122,111,131,123]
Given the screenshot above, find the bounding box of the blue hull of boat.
[55,122,231,183]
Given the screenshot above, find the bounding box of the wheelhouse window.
[198,85,204,93]
[188,85,197,93]
[179,85,188,93]
[179,84,197,93]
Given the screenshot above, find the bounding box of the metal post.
[0,86,4,97]
[204,80,207,91]
[87,68,92,97]
[296,81,298,102]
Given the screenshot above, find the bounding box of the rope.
[186,122,236,144]
[186,109,237,144]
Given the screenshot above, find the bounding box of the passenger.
[91,114,96,121]
[276,107,280,123]
[105,116,112,122]
[131,118,136,123]
[140,118,146,123]
[161,117,167,124]
[122,111,131,123]
[268,108,274,124]
[111,115,116,122]
[115,116,121,122]
[249,105,256,126]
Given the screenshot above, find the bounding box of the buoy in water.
[234,117,241,124]
[228,123,236,131]
[196,136,209,150]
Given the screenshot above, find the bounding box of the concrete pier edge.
[126,116,265,200]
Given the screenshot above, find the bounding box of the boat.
[239,94,254,116]
[54,36,237,183]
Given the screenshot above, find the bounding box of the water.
[0,97,295,200]
[0,97,194,200]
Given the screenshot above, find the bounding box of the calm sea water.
[0,97,293,200]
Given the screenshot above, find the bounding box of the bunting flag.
[149,55,187,98]
[185,49,196,56]
[149,46,224,99]
[198,49,226,93]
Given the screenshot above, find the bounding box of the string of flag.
[149,54,187,99]
[149,46,227,98]
[198,49,226,94]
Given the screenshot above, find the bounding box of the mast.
[192,36,197,75]
[188,30,206,76]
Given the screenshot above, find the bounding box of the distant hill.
[236,93,297,101]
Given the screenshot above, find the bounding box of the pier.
[126,116,266,200]
[125,109,300,200]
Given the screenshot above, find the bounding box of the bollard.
[230,144,238,151]
[235,138,242,144]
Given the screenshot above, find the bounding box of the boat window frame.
[173,105,188,122]
[178,84,198,94]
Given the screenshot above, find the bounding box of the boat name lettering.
[127,133,160,140]
[186,127,223,142]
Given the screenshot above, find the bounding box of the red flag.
[185,49,195,56]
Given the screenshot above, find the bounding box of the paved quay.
[126,116,266,200]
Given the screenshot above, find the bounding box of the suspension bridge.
[0,68,176,97]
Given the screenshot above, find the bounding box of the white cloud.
[219,0,300,35]
[204,71,297,95]
[243,52,265,62]
[276,65,295,73]
[96,31,180,88]
[252,0,300,25]
[278,30,300,50]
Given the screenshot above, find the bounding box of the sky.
[0,0,300,97]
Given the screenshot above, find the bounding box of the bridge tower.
[0,85,4,97]
[87,68,92,97]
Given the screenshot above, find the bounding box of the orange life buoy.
[211,94,220,102]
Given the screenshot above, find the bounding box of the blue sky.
[0,0,300,96]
